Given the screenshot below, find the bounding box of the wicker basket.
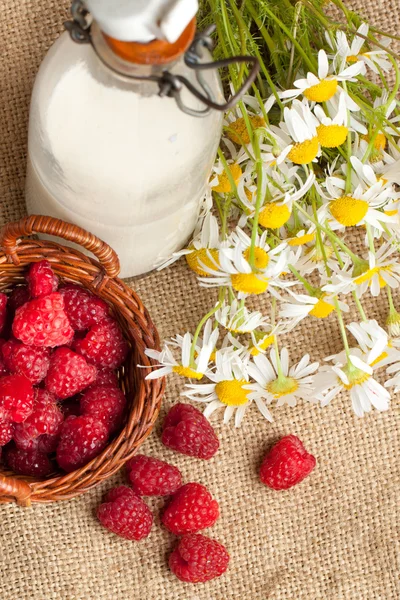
[0,215,165,506]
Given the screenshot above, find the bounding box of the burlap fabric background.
[1,1,399,598]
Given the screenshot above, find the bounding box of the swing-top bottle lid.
[85,0,199,44]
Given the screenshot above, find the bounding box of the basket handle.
[0,474,32,506]
[0,215,120,278]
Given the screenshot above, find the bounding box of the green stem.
[288,265,316,295]
[387,285,396,313]
[353,292,367,322]
[273,336,284,380]
[190,302,222,366]
[334,298,351,359]
[248,130,265,270]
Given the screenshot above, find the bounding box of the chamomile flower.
[313,93,349,148]
[145,325,218,381]
[210,160,243,194]
[294,237,348,276]
[158,212,222,276]
[229,227,287,270]
[346,319,400,367]
[279,101,320,165]
[215,299,269,333]
[325,243,400,297]
[246,348,319,407]
[314,350,391,417]
[182,350,273,426]
[279,290,349,325]
[331,23,392,74]
[199,242,291,298]
[279,49,364,103]
[319,173,396,230]
[385,360,400,391]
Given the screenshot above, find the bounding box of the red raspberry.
[74,318,128,369]
[13,293,74,348]
[80,385,126,433]
[97,485,153,540]
[126,455,182,496]
[162,482,219,535]
[56,415,108,472]
[5,445,53,477]
[169,534,229,583]
[0,340,9,376]
[260,435,316,490]
[59,284,109,331]
[8,285,30,313]
[27,260,59,298]
[45,347,97,399]
[0,293,8,335]
[0,374,34,423]
[13,390,63,451]
[2,339,51,384]
[0,420,14,446]
[37,433,61,453]
[91,367,119,389]
[162,403,219,460]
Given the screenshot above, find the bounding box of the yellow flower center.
[342,368,370,390]
[361,132,386,151]
[244,187,253,202]
[288,136,319,165]
[186,248,219,277]
[172,365,204,380]
[212,163,242,193]
[215,379,249,406]
[329,196,369,226]
[354,266,388,288]
[370,351,388,367]
[347,54,359,63]
[227,115,266,145]
[231,273,269,295]
[317,124,349,148]
[243,246,270,270]
[305,244,334,263]
[259,203,291,229]
[249,335,275,356]
[266,376,299,398]
[287,232,315,246]
[303,79,338,102]
[309,297,335,318]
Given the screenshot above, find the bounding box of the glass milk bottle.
[26,0,226,278]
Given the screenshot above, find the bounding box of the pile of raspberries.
[97,402,316,584]
[0,260,129,476]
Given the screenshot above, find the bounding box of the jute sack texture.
[0,0,399,598]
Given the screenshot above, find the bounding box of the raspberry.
[80,385,126,433]
[74,318,128,369]
[2,339,51,384]
[37,433,61,453]
[0,293,8,335]
[59,284,109,331]
[162,482,219,535]
[13,293,74,348]
[0,374,34,423]
[162,403,219,460]
[0,419,14,446]
[27,260,59,298]
[260,435,316,490]
[126,455,182,496]
[97,485,153,540]
[56,415,108,472]
[45,347,97,399]
[91,367,119,389]
[8,285,30,313]
[169,534,229,583]
[5,445,53,477]
[0,340,9,376]
[13,390,63,451]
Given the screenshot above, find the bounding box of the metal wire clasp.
[64,1,260,117]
